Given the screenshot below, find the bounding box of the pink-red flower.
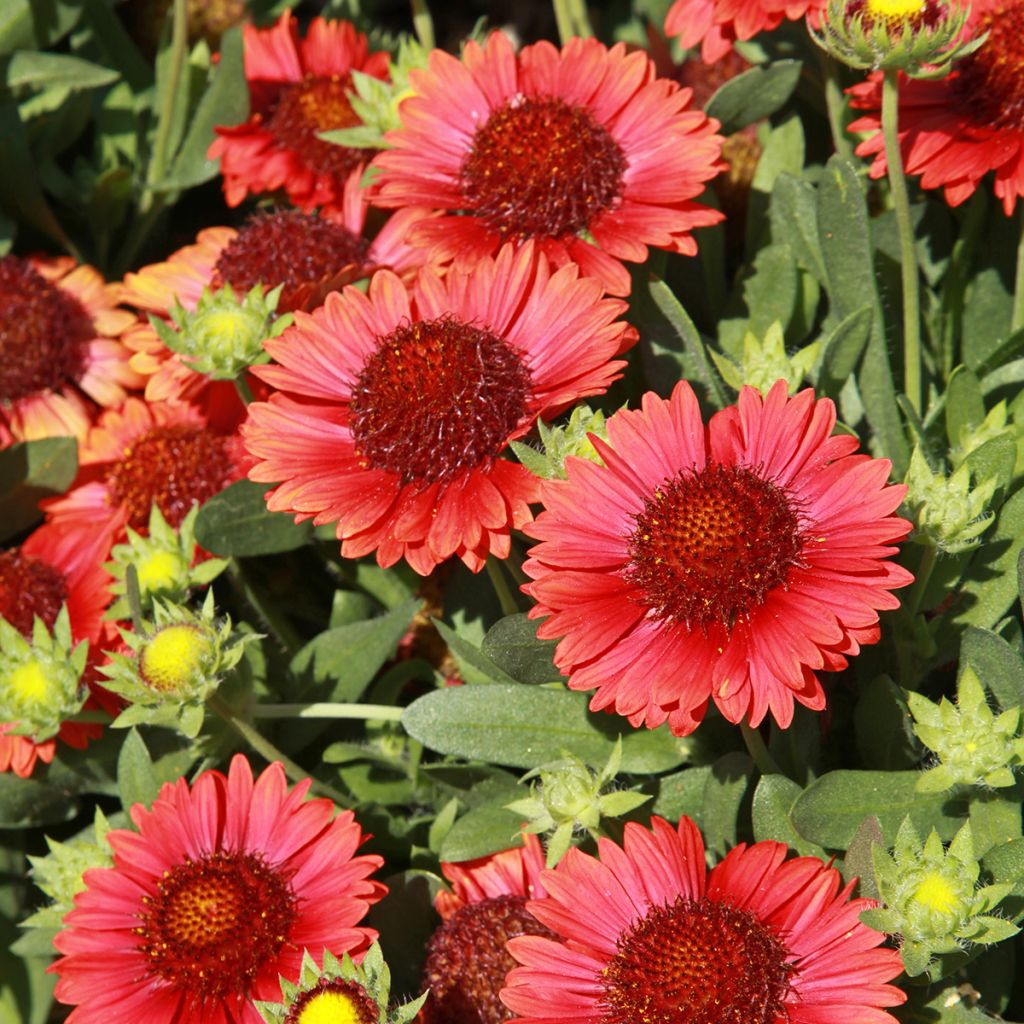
[371,32,724,297]
[847,0,1024,214]
[0,255,140,447]
[243,243,634,575]
[53,754,386,1024]
[523,380,913,736]
[501,815,906,1024]
[209,12,388,213]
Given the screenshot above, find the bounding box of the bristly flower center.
[267,75,365,177]
[951,4,1024,130]
[625,463,805,632]
[600,895,793,1024]
[105,425,233,529]
[0,256,92,403]
[0,552,68,636]
[349,317,532,488]
[135,850,296,1002]
[212,210,371,308]
[459,96,627,243]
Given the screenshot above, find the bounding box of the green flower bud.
[151,283,290,381]
[861,819,1018,976]
[903,446,997,553]
[0,608,88,742]
[711,322,821,396]
[510,405,609,481]
[909,667,1024,792]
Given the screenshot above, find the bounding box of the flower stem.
[486,557,520,617]
[410,0,435,49]
[246,702,404,721]
[226,559,303,652]
[881,68,922,416]
[234,374,255,406]
[551,0,575,44]
[209,694,353,807]
[1012,204,1024,334]
[818,52,853,162]
[905,543,938,618]
[740,721,781,776]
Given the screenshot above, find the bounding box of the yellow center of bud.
[6,658,57,707]
[911,872,959,914]
[296,990,369,1024]
[139,624,214,694]
[864,0,926,17]
[136,549,188,594]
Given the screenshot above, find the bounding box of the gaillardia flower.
[0,255,140,446]
[523,381,913,735]
[848,0,1024,214]
[424,835,551,1024]
[209,12,388,212]
[666,0,826,63]
[500,816,907,1024]
[53,755,386,1024]
[371,32,724,297]
[243,243,633,575]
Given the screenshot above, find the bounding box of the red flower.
[371,32,724,297]
[847,0,1024,214]
[53,755,386,1024]
[243,243,633,575]
[501,816,906,1024]
[209,12,388,213]
[523,381,913,735]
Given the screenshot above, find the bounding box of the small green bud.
[711,322,821,396]
[903,446,997,553]
[909,667,1024,792]
[861,819,1018,976]
[510,405,609,481]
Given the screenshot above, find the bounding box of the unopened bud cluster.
[711,322,820,396]
[511,404,609,481]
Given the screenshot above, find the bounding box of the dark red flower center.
[135,850,297,1002]
[267,75,365,178]
[952,5,1024,130]
[105,425,233,529]
[284,978,380,1024]
[0,256,92,403]
[459,97,627,243]
[0,551,68,636]
[349,317,532,488]
[421,894,554,1024]
[624,463,805,633]
[600,895,793,1024]
[211,209,371,310]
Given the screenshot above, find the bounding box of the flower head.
[500,815,906,1024]
[209,12,389,212]
[243,243,633,575]
[524,380,913,735]
[371,32,724,296]
[53,755,386,1024]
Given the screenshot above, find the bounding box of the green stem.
[234,374,255,406]
[818,52,853,162]
[740,721,781,776]
[209,694,353,806]
[410,0,435,49]
[567,0,593,37]
[486,558,520,617]
[551,0,575,44]
[226,560,303,652]
[881,68,922,416]
[1012,205,1024,334]
[905,543,938,618]
[247,702,404,721]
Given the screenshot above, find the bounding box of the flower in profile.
[0,255,140,446]
[423,834,552,1024]
[665,0,826,63]
[243,243,633,575]
[523,380,913,735]
[371,32,724,297]
[501,815,907,1024]
[53,754,386,1024]
[847,0,1024,213]
[209,12,388,212]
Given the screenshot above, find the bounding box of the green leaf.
[290,597,421,702]
[432,619,519,686]
[402,683,686,774]
[961,626,1024,711]
[480,614,564,685]
[964,434,1017,498]
[439,801,525,862]
[853,674,919,770]
[0,436,77,542]
[4,50,118,90]
[770,172,825,284]
[0,770,79,828]
[704,59,803,134]
[0,0,81,55]
[194,479,313,555]
[981,836,1024,887]
[842,814,884,898]
[817,306,873,398]
[790,770,966,849]
[649,765,713,820]
[745,116,805,253]
[742,243,798,337]
[117,728,159,813]
[751,774,826,857]
[701,753,752,857]
[970,788,1023,859]
[945,366,986,448]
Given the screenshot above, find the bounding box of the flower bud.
[510,405,609,481]
[711,322,820,396]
